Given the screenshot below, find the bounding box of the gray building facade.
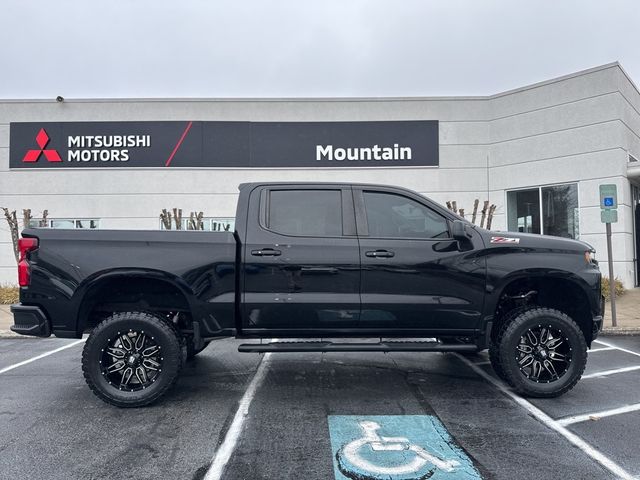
[1,63,640,287]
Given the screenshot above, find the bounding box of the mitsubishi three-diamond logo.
[23,128,62,163]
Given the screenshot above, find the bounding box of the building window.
[507,183,579,239]
[159,217,235,231]
[506,189,540,235]
[29,218,100,229]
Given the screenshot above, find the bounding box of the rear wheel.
[82,311,182,407]
[498,307,587,397]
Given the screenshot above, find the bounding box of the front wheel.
[498,308,587,398]
[82,311,182,407]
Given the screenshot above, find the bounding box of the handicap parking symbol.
[328,415,481,480]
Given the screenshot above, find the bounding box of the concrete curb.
[601,327,640,336]
[0,330,21,339]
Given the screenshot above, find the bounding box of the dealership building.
[1,62,640,287]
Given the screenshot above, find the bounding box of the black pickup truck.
[11,182,603,407]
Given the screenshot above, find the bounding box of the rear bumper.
[10,304,51,337]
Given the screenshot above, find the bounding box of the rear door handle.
[365,250,395,258]
[251,248,282,257]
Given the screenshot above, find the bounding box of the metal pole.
[606,222,617,327]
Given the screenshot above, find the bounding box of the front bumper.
[591,295,605,340]
[10,304,51,337]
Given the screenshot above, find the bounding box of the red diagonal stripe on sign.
[165,121,193,167]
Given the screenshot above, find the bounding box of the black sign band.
[9,120,439,169]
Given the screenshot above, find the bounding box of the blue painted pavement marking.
[328,415,481,480]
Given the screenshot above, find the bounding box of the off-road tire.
[498,307,587,398]
[489,306,529,384]
[82,311,182,407]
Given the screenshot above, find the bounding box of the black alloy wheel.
[498,307,587,397]
[101,330,163,391]
[82,311,182,407]
[515,325,572,383]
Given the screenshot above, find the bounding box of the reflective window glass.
[507,189,540,234]
[268,190,342,236]
[363,191,449,239]
[542,184,579,239]
[507,184,579,238]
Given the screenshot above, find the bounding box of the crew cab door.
[354,187,486,334]
[241,185,360,334]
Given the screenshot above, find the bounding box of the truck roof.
[238,181,417,191]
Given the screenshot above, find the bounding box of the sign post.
[599,184,618,327]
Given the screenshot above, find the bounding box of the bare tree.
[2,207,19,263]
[479,201,489,228]
[187,211,204,230]
[446,199,497,229]
[40,210,49,227]
[172,208,183,230]
[471,199,479,224]
[23,209,32,229]
[486,205,497,230]
[160,209,172,230]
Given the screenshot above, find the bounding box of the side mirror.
[451,220,474,251]
[451,220,472,241]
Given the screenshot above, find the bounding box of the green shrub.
[0,284,19,304]
[601,277,625,299]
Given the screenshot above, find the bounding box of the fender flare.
[484,268,595,320]
[71,268,199,335]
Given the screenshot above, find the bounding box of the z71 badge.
[490,236,520,244]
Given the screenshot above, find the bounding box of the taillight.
[18,237,38,287]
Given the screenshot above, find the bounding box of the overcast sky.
[1,0,639,99]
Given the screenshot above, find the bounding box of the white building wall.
[1,63,639,287]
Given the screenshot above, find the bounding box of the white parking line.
[0,339,85,375]
[582,365,640,379]
[588,346,616,352]
[594,339,640,359]
[557,403,640,426]
[455,354,636,480]
[204,345,274,480]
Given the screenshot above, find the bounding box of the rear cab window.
[266,189,344,237]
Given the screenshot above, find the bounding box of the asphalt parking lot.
[1,335,639,480]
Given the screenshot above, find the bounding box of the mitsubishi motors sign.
[10,121,439,169]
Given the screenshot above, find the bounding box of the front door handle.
[365,250,395,258]
[251,248,282,257]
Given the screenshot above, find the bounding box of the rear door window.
[267,189,343,236]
